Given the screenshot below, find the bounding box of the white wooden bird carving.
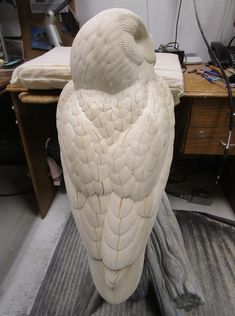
[57,8,175,304]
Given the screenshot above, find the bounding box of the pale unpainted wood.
[183,65,235,97]
[75,193,204,316]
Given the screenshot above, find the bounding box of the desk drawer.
[184,127,235,155]
[189,97,231,128]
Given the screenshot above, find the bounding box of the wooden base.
[146,192,204,315]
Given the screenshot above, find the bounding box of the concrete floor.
[167,167,235,223]
[0,164,234,316]
[0,166,70,316]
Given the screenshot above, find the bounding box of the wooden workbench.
[175,64,235,212]
[176,64,235,155]
[3,63,235,218]
[6,85,61,218]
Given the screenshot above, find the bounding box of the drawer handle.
[199,130,205,138]
[220,140,235,148]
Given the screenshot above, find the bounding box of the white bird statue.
[57,8,175,304]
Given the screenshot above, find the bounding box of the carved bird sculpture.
[57,8,175,304]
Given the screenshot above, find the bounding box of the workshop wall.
[75,0,235,62]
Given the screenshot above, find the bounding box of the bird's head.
[70,8,156,94]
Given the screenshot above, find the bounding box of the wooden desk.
[183,66,234,97]
[4,64,234,217]
[176,65,235,212]
[176,65,235,155]
[6,86,61,218]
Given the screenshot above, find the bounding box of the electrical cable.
[167,42,179,50]
[156,1,186,65]
[228,35,235,47]
[157,0,183,51]
[217,0,227,40]
[193,0,234,183]
[219,0,231,42]
[175,0,183,46]
[158,0,182,51]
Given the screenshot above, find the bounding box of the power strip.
[185,53,202,64]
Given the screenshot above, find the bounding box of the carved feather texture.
[57,8,175,304]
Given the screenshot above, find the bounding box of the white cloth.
[154,53,184,105]
[11,47,71,89]
[11,47,184,104]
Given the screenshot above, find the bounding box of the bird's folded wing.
[102,79,175,270]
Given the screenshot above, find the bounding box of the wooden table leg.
[11,92,57,218]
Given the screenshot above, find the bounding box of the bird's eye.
[134,26,146,44]
[133,23,156,64]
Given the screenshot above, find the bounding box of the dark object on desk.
[228,73,235,83]
[209,41,235,68]
[2,58,23,68]
[60,7,80,37]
